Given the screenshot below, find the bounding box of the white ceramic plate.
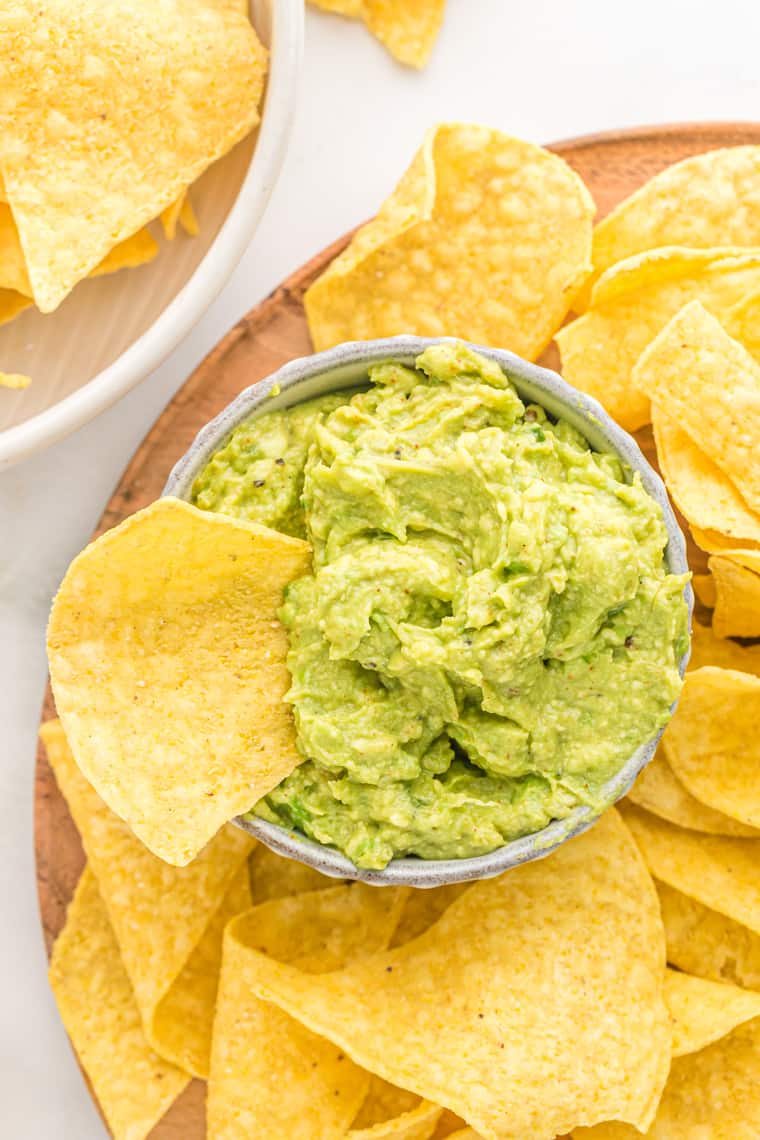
[0,0,303,470]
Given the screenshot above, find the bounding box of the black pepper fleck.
[254,479,266,487]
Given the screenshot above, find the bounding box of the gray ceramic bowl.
[164,336,692,887]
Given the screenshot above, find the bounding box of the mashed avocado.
[193,343,688,869]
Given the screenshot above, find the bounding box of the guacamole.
[193,343,688,869]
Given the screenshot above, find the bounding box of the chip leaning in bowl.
[192,342,689,869]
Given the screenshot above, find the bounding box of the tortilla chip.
[242,812,670,1139]
[41,718,253,1077]
[308,0,445,68]
[93,227,158,276]
[652,405,760,545]
[150,862,251,1076]
[47,497,311,865]
[574,1017,760,1140]
[0,287,32,326]
[350,1078,442,1139]
[709,555,760,638]
[662,667,760,830]
[1,0,267,311]
[0,202,31,294]
[179,193,200,236]
[576,146,760,308]
[692,527,760,557]
[208,885,407,1138]
[621,803,760,935]
[390,883,471,947]
[49,868,190,1140]
[627,745,759,838]
[688,618,760,674]
[691,575,717,609]
[161,193,187,241]
[305,123,594,361]
[249,843,339,902]
[634,300,760,512]
[665,967,760,1057]
[657,881,760,991]
[0,370,31,389]
[726,286,760,358]
[556,249,760,432]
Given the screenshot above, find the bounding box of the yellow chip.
[308,0,446,69]
[634,301,760,513]
[208,885,407,1139]
[350,1077,441,1139]
[574,1017,760,1140]
[161,193,187,241]
[305,123,594,361]
[0,287,31,326]
[0,370,31,389]
[49,868,190,1140]
[92,227,158,276]
[41,718,253,1077]
[627,745,759,838]
[665,967,760,1057]
[390,883,471,947]
[652,405,760,545]
[576,146,760,308]
[0,202,31,294]
[709,554,760,638]
[657,881,760,992]
[179,192,200,236]
[243,812,670,1139]
[621,804,760,935]
[249,843,339,902]
[688,618,760,675]
[662,667,760,830]
[47,498,311,865]
[691,574,717,609]
[556,249,760,432]
[726,287,760,358]
[0,0,267,311]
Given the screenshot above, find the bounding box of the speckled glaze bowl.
[164,336,693,887]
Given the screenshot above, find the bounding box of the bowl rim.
[164,335,693,887]
[0,0,304,472]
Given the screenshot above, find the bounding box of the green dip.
[193,343,688,869]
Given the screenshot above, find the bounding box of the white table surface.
[1,2,759,1134]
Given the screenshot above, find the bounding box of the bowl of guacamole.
[165,338,691,886]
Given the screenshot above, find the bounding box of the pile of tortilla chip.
[305,123,595,358]
[307,0,447,69]
[0,0,268,389]
[554,145,760,430]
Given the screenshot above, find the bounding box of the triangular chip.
[308,0,446,68]
[662,667,760,830]
[208,885,408,1138]
[709,554,760,638]
[573,1017,760,1140]
[657,880,760,992]
[557,249,760,432]
[652,404,760,544]
[305,124,594,361]
[633,301,760,513]
[665,967,760,1057]
[0,202,31,294]
[687,618,760,675]
[242,812,670,1139]
[349,1077,441,1139]
[577,146,760,307]
[47,498,311,864]
[49,868,190,1140]
[0,287,31,326]
[0,0,266,310]
[627,745,759,838]
[41,718,253,1077]
[621,804,760,935]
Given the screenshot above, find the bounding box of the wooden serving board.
[35,122,760,1138]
